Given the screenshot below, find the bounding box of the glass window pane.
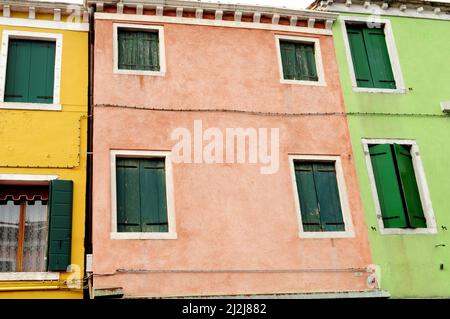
[0,201,20,272]
[23,201,48,272]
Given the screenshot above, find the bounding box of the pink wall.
[92,19,373,297]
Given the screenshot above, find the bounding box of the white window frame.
[362,139,437,235]
[110,150,177,240]
[0,30,62,111]
[275,35,326,86]
[0,173,60,281]
[340,16,406,94]
[288,155,355,239]
[113,23,166,77]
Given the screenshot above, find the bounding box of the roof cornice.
[0,1,88,21]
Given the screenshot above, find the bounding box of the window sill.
[114,69,165,77]
[110,232,177,240]
[0,272,60,281]
[0,102,61,111]
[352,87,406,94]
[280,79,326,86]
[298,231,355,239]
[379,228,437,235]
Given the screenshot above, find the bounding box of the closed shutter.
[139,158,168,233]
[47,180,73,272]
[280,41,318,81]
[362,27,396,89]
[4,39,55,104]
[346,26,374,88]
[294,162,321,231]
[118,29,160,71]
[369,144,408,228]
[280,41,297,80]
[116,158,141,232]
[313,163,345,231]
[393,144,427,228]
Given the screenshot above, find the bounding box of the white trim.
[288,155,355,239]
[362,139,437,235]
[0,17,89,32]
[0,30,63,109]
[113,23,166,76]
[0,272,60,281]
[339,16,406,94]
[0,174,58,181]
[95,12,334,36]
[275,35,327,87]
[440,101,450,113]
[110,150,177,240]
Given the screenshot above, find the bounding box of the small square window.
[117,29,160,72]
[280,41,318,82]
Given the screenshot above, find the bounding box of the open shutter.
[362,27,396,89]
[280,41,297,80]
[346,26,374,88]
[369,144,408,228]
[294,162,321,232]
[28,41,55,103]
[313,163,345,231]
[47,180,73,271]
[4,39,32,102]
[296,43,318,81]
[139,158,168,233]
[393,144,427,228]
[116,158,142,232]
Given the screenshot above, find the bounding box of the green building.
[311,0,450,297]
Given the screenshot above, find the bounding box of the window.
[363,139,436,234]
[340,17,405,93]
[0,30,62,110]
[346,24,395,89]
[275,35,326,86]
[110,151,176,240]
[0,179,73,273]
[113,24,166,76]
[289,155,354,238]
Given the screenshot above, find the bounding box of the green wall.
[333,14,450,297]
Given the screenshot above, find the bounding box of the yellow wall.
[0,14,88,299]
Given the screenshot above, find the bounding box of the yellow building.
[0,1,89,298]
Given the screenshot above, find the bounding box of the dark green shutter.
[393,144,427,228]
[139,159,168,233]
[369,144,408,228]
[47,180,73,272]
[5,39,55,104]
[280,41,318,81]
[116,158,142,232]
[294,163,321,231]
[313,163,345,231]
[346,26,374,88]
[362,28,396,89]
[118,29,160,71]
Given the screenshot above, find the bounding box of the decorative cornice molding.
[87,0,338,33]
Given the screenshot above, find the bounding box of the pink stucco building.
[88,0,377,298]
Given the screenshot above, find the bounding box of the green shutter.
[362,27,396,89]
[280,41,296,80]
[369,144,408,228]
[393,144,427,228]
[294,162,321,232]
[47,180,73,272]
[280,41,318,81]
[346,26,375,88]
[116,158,142,232]
[5,39,55,104]
[118,29,160,71]
[139,158,168,233]
[313,163,345,231]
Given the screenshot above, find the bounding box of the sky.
[43,0,313,9]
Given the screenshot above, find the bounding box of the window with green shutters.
[116,157,169,233]
[279,40,318,82]
[4,39,56,104]
[293,161,345,232]
[117,29,160,71]
[369,143,427,229]
[346,24,396,89]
